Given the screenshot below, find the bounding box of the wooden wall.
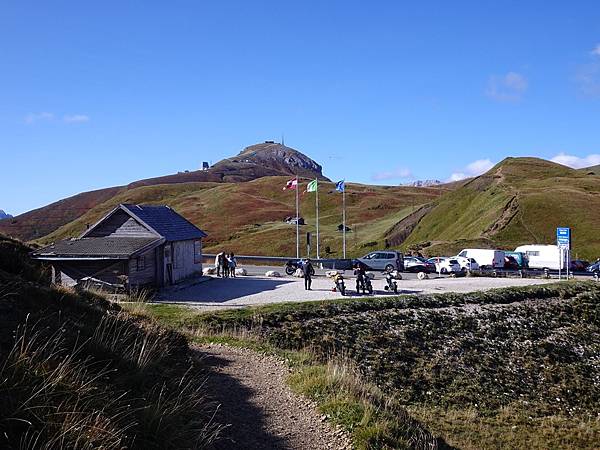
[128,246,158,287]
[166,240,203,284]
[87,210,155,238]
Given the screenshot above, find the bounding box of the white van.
[457,249,505,269]
[514,245,567,270]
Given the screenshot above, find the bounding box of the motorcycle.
[285,259,315,276]
[384,270,399,294]
[332,273,346,296]
[354,271,373,295]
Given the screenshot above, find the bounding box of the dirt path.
[194,344,351,450]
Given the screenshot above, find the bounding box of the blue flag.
[335,180,345,192]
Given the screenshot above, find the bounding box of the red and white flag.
[283,177,298,190]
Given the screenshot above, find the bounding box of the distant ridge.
[580,164,600,175]
[403,179,442,187]
[0,141,328,241]
[0,210,12,220]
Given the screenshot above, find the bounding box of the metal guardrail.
[203,254,293,263]
[203,254,600,279]
[202,254,355,270]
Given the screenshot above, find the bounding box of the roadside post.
[556,227,571,280]
[307,232,311,258]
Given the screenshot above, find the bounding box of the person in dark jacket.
[303,259,313,290]
[354,262,367,293]
[215,251,224,277]
[222,253,229,278]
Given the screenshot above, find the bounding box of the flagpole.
[342,187,346,259]
[315,180,319,259]
[295,176,299,258]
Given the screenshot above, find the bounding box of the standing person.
[215,251,224,277]
[303,258,314,290]
[222,253,229,278]
[354,262,367,294]
[228,253,237,277]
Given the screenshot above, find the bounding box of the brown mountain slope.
[38,177,447,257]
[0,186,124,242]
[0,142,326,241]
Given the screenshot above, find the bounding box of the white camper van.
[514,245,567,270]
[457,249,505,269]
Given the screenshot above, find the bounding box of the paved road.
[155,264,555,310]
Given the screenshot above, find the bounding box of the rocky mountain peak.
[0,210,12,220]
[216,141,329,180]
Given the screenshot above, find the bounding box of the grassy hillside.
[39,176,446,257]
[159,282,600,449]
[12,156,600,261]
[0,235,222,448]
[401,158,600,260]
[580,164,600,175]
[0,143,326,242]
[0,186,124,241]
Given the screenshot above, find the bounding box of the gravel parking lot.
[156,265,556,310]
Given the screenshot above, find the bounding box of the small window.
[459,251,467,257]
[136,256,146,271]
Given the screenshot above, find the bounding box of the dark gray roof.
[32,237,161,259]
[121,204,207,242]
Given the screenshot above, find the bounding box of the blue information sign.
[556,227,571,248]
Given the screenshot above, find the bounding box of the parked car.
[355,250,404,272]
[417,256,437,273]
[456,249,505,269]
[452,256,480,272]
[284,216,305,225]
[426,257,461,274]
[504,255,520,270]
[403,256,433,273]
[514,245,567,270]
[504,251,529,268]
[570,259,590,272]
[587,260,600,274]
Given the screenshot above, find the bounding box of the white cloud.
[591,44,600,57]
[24,112,90,124]
[63,114,90,123]
[449,172,467,182]
[371,167,413,181]
[466,158,495,174]
[486,71,528,102]
[550,152,600,169]
[448,158,495,182]
[24,112,54,124]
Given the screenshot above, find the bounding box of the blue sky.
[2,1,600,215]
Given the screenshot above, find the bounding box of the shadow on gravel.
[158,277,296,303]
[197,349,292,450]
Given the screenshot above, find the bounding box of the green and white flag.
[306,179,318,192]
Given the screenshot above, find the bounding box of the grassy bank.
[136,281,600,449]
[0,235,222,449]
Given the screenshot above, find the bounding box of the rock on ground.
[195,344,351,450]
[265,270,282,277]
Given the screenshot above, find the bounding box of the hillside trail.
[193,344,352,450]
